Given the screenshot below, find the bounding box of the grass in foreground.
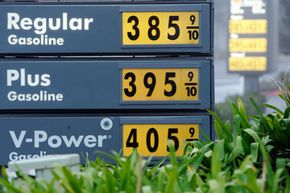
[1,79,290,193]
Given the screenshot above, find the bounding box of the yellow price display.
[229,57,267,71]
[229,38,267,52]
[122,68,199,101]
[123,124,199,157]
[230,19,267,34]
[122,12,199,45]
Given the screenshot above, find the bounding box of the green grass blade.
[1,167,8,182]
[237,97,250,125]
[0,178,23,193]
[270,168,284,193]
[264,104,284,115]
[211,142,222,178]
[231,103,251,128]
[250,143,259,163]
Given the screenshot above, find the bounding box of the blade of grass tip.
[264,104,284,115]
[31,180,47,193]
[244,129,270,161]
[164,169,178,193]
[211,142,222,178]
[209,110,226,135]
[62,167,82,193]
[224,120,233,142]
[237,181,261,193]
[286,177,290,193]
[94,150,121,165]
[120,156,132,191]
[237,97,250,124]
[251,98,272,129]
[230,102,239,115]
[228,136,244,163]
[233,115,242,139]
[276,158,290,170]
[250,142,259,163]
[239,155,253,171]
[60,172,79,193]
[46,178,57,193]
[199,128,211,143]
[271,168,284,193]
[250,97,263,115]
[136,156,142,193]
[192,142,214,171]
[190,172,205,189]
[168,142,177,167]
[261,161,267,193]
[178,173,192,193]
[279,93,290,107]
[1,166,8,182]
[244,129,274,178]
[104,168,116,193]
[183,142,194,156]
[284,107,290,118]
[156,170,166,192]
[217,139,225,161]
[0,178,23,193]
[231,102,251,128]
[214,120,224,140]
[179,142,213,174]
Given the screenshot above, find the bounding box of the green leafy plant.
[216,92,266,122]
[1,81,290,193]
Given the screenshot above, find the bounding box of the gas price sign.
[123,12,199,45]
[0,59,212,110]
[0,3,212,55]
[123,124,199,157]
[228,0,270,73]
[0,1,214,164]
[0,116,210,164]
[122,68,199,101]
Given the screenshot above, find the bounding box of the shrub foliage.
[1,85,290,193]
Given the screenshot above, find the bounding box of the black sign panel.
[0,115,211,164]
[0,2,213,55]
[0,58,213,110]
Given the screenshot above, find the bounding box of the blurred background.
[215,0,289,120]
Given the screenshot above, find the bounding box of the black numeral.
[164,72,177,97]
[190,15,196,25]
[147,128,159,152]
[168,16,180,40]
[188,71,194,81]
[126,128,139,148]
[186,86,197,97]
[188,30,199,40]
[167,128,179,152]
[127,16,140,41]
[189,127,195,137]
[144,72,156,97]
[124,72,137,97]
[148,16,160,41]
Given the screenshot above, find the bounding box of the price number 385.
[122,12,200,45]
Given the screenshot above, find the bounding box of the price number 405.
[126,127,196,153]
